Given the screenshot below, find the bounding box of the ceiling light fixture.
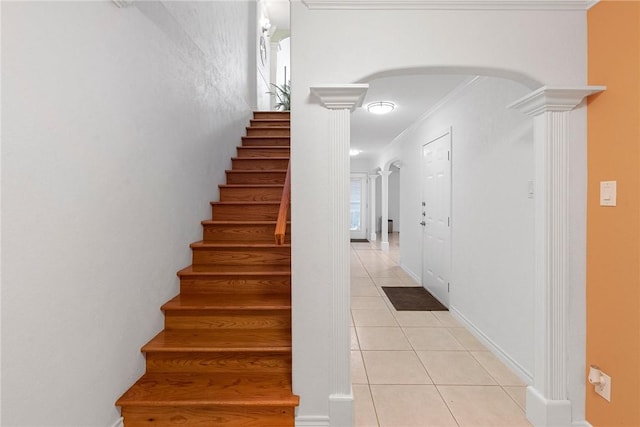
[367,101,395,115]
[350,149,361,156]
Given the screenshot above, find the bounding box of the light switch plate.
[595,372,611,402]
[600,181,617,206]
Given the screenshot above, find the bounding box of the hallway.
[350,234,531,426]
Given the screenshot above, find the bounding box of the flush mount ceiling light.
[350,149,361,156]
[367,101,395,115]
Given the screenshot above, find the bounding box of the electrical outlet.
[595,372,611,402]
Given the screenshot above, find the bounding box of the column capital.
[379,170,392,177]
[310,84,369,111]
[368,174,379,180]
[508,85,605,116]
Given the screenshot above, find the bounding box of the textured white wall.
[291,3,587,424]
[1,1,255,425]
[376,76,535,377]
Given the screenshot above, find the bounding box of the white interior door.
[421,131,451,307]
[350,174,368,240]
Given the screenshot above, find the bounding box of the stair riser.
[219,187,283,202]
[226,172,286,185]
[236,147,290,157]
[211,204,287,221]
[121,406,294,427]
[246,128,290,137]
[203,223,291,242]
[164,310,291,330]
[231,158,289,170]
[249,120,290,128]
[179,276,291,296]
[145,352,292,374]
[242,137,290,146]
[254,111,290,120]
[192,247,290,266]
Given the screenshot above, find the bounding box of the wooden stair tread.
[190,241,291,249]
[178,265,291,277]
[116,372,299,407]
[237,145,290,148]
[143,330,291,352]
[162,294,291,311]
[219,184,284,188]
[211,201,281,205]
[230,157,290,161]
[226,170,288,173]
[201,220,289,225]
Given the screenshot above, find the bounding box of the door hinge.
[448,217,450,227]
[447,150,450,161]
[448,282,450,292]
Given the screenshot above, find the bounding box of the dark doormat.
[350,239,369,242]
[382,286,448,311]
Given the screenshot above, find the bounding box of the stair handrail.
[275,161,291,245]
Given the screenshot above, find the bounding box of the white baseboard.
[295,415,331,426]
[295,393,353,427]
[329,392,353,426]
[573,421,593,427]
[109,417,123,427]
[399,262,420,285]
[526,386,573,427]
[449,306,533,384]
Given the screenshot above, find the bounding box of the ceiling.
[351,74,470,160]
[263,2,472,161]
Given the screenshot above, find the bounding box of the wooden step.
[118,372,296,404]
[236,146,290,157]
[211,202,288,221]
[219,185,284,202]
[249,119,290,128]
[142,329,291,353]
[190,242,290,267]
[246,127,290,137]
[118,373,297,426]
[121,405,295,427]
[231,157,289,170]
[254,111,290,120]
[241,136,290,147]
[145,350,292,374]
[226,170,286,185]
[177,267,291,296]
[202,221,291,243]
[162,294,291,330]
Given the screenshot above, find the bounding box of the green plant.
[268,81,290,111]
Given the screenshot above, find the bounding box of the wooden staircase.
[116,111,298,426]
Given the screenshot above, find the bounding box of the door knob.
[420,221,426,226]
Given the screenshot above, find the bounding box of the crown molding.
[310,84,369,111]
[302,0,591,10]
[112,0,134,8]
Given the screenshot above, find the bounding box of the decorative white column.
[368,174,379,241]
[379,170,392,251]
[310,84,368,425]
[509,86,604,427]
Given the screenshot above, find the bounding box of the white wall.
[388,165,400,232]
[376,76,535,377]
[291,3,587,425]
[1,2,255,425]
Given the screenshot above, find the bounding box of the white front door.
[421,131,451,307]
[350,174,368,240]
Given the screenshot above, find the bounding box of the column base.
[526,386,572,427]
[368,232,377,241]
[380,241,390,251]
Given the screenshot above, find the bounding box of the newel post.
[309,84,368,423]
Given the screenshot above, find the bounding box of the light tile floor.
[351,234,531,427]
